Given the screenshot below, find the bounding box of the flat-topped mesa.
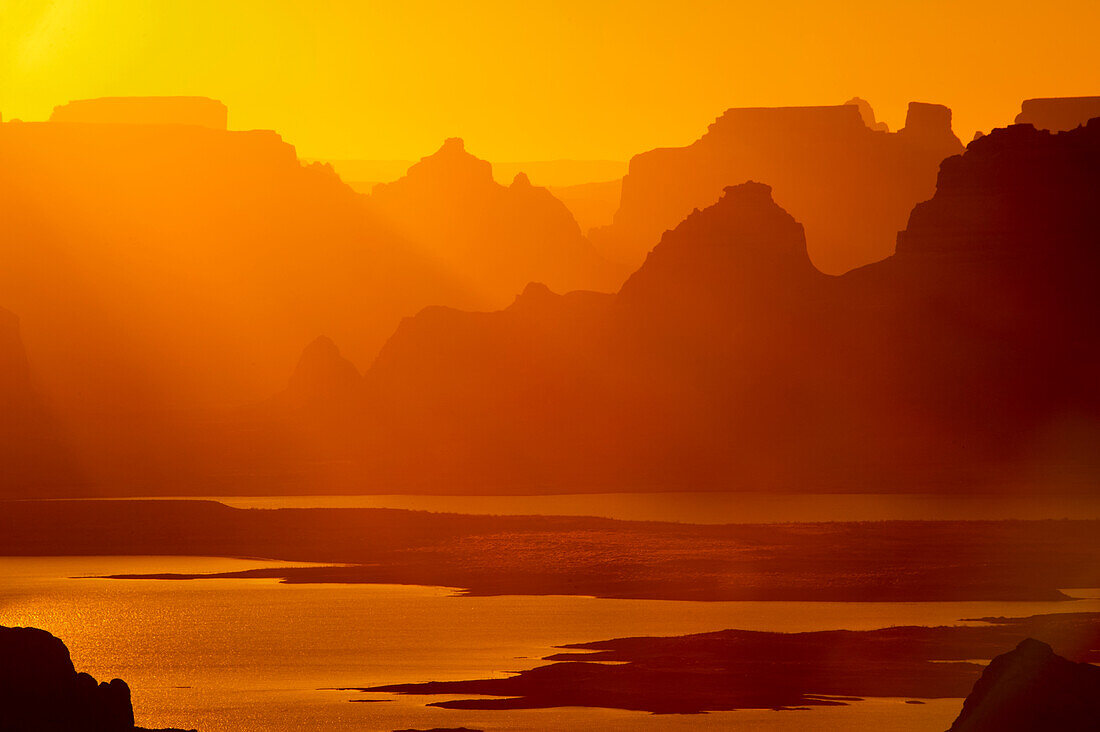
[1016,96,1100,132]
[897,102,960,150]
[49,96,228,130]
[703,103,868,142]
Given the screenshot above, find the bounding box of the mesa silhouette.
[266,121,1099,494]
[1015,96,1100,132]
[0,625,195,731]
[49,96,228,129]
[590,99,963,273]
[364,612,1100,714]
[3,101,1099,497]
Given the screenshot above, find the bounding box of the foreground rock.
[948,638,1100,732]
[0,625,194,732]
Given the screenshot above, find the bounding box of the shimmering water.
[4,557,1100,731]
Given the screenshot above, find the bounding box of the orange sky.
[3,0,1098,161]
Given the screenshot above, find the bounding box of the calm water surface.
[3,556,1100,731]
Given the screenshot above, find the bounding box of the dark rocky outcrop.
[947,638,1100,732]
[1015,96,1100,132]
[0,625,194,731]
[591,99,962,274]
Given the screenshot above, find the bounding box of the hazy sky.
[3,0,1098,161]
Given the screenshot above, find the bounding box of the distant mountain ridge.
[292,120,1100,493]
[49,96,228,129]
[3,100,1098,496]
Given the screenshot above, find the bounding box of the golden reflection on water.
[4,556,1096,731]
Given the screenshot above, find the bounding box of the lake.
[3,556,1099,731]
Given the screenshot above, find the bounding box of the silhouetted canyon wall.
[2,100,1097,496]
[318,121,1099,493]
[591,99,963,274]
